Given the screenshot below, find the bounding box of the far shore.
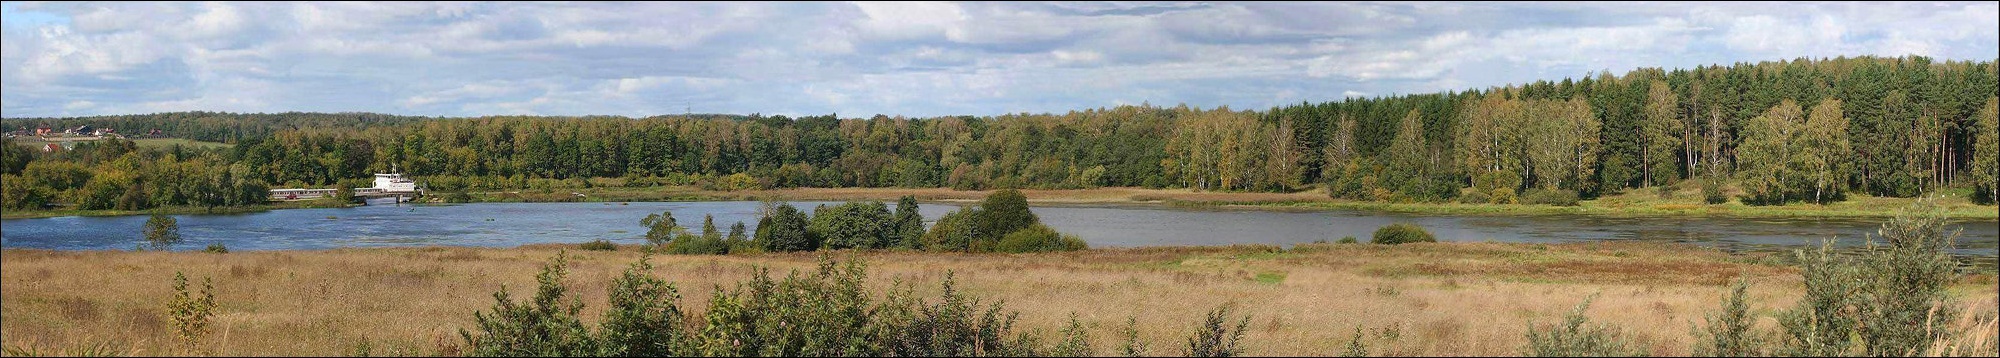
[6,186,1994,221]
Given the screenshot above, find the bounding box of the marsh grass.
[2,241,1996,356]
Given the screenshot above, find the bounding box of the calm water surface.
[3,199,1995,258]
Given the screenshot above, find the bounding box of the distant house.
[35,126,52,136]
[42,143,61,152]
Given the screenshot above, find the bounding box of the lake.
[3,199,1995,259]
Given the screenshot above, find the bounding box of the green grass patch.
[1252,271,1287,284]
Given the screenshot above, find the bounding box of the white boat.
[372,173,418,193]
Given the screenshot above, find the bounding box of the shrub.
[1521,188,1580,206]
[461,253,1173,357]
[665,232,729,255]
[1339,327,1368,357]
[923,207,983,252]
[144,215,182,251]
[1052,313,1094,357]
[1857,203,1961,356]
[1692,279,1762,357]
[1336,236,1359,244]
[639,211,682,247]
[460,251,598,356]
[1490,187,1519,204]
[579,239,616,251]
[1457,188,1491,204]
[1119,316,1148,357]
[808,201,895,250]
[1776,239,1862,356]
[1702,178,1728,205]
[994,224,1088,253]
[168,271,217,351]
[203,242,228,254]
[1523,295,1641,356]
[597,253,686,356]
[1776,202,1964,356]
[443,190,475,203]
[1371,223,1435,245]
[754,203,816,252]
[1184,304,1250,357]
[893,196,925,249]
[976,189,1039,243]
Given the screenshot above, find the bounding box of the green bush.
[665,232,729,255]
[976,189,1039,243]
[754,203,816,252]
[203,242,228,254]
[922,207,982,252]
[463,254,1083,357]
[1184,304,1250,357]
[808,201,895,250]
[1522,295,1641,357]
[1702,178,1728,205]
[579,239,616,251]
[1521,189,1580,206]
[145,215,182,251]
[1457,188,1491,204]
[1370,223,1436,245]
[1692,279,1762,357]
[460,252,597,356]
[994,224,1088,253]
[1336,236,1359,244]
[598,253,686,356]
[638,211,682,247]
[893,196,925,249]
[1774,202,1965,356]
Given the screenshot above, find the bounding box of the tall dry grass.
[2,242,1994,356]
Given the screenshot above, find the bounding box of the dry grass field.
[2,242,1995,356]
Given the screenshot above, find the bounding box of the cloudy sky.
[3,2,1996,119]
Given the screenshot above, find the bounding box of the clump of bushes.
[578,239,616,251]
[1701,177,1728,205]
[1336,236,1359,244]
[1520,188,1580,206]
[462,253,1060,356]
[734,190,1085,255]
[203,242,228,254]
[1370,223,1435,245]
[1523,295,1641,356]
[1519,201,1997,357]
[994,224,1088,253]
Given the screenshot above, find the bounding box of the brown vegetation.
[2,242,1993,356]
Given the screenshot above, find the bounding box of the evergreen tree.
[893,195,924,249]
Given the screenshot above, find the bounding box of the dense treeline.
[4,56,1997,211]
[2,138,268,211]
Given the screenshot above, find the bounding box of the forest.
[3,55,1997,212]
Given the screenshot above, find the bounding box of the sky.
[3,1,1996,119]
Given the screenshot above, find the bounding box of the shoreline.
[6,186,1994,221]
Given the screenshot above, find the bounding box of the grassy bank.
[3,242,1994,356]
[454,185,1998,220]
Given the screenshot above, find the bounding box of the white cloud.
[2,2,1995,119]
